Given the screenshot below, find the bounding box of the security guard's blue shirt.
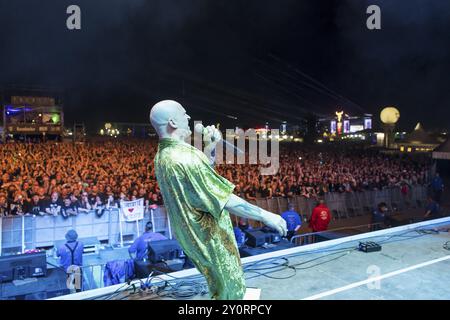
[57,241,84,272]
[128,232,168,260]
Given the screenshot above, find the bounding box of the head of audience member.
[287,202,295,211]
[63,197,72,207]
[50,192,59,203]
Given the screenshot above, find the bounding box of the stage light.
[51,114,60,123]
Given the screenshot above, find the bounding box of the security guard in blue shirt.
[128,221,168,260]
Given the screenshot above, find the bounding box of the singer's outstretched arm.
[225,194,287,236]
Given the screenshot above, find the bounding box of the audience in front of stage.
[0,139,431,218]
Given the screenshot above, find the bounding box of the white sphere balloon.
[380,107,400,124]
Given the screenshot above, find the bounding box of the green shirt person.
[150,100,287,300]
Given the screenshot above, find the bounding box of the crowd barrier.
[233,185,429,227]
[290,223,383,246]
[0,207,170,255]
[0,185,428,256]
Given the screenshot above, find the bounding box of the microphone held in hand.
[194,123,244,155]
[194,123,219,142]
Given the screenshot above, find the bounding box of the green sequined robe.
[154,138,246,300]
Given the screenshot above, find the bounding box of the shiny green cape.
[154,138,246,300]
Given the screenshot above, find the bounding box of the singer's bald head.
[150,100,191,139]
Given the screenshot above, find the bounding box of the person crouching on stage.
[128,221,168,261]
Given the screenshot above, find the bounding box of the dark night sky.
[0,0,449,132]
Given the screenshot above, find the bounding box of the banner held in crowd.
[120,198,144,222]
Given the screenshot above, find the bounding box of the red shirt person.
[309,199,331,232]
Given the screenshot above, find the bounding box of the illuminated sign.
[350,125,364,133]
[330,120,337,134]
[335,110,344,135]
[6,125,62,134]
[364,118,372,129]
[11,96,55,106]
[280,121,287,134]
[343,120,350,133]
[42,113,61,124]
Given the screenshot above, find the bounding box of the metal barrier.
[0,206,170,255]
[246,185,428,221]
[81,263,107,291]
[0,186,428,255]
[290,223,383,246]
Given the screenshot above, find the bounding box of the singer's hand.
[262,212,288,237]
[203,125,222,147]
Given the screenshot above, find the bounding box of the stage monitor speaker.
[0,251,47,282]
[244,230,271,248]
[147,239,183,264]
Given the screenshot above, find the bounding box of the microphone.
[194,123,216,141]
[194,123,244,155]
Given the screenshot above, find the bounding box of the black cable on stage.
[97,282,136,300]
[94,227,443,299]
[242,227,439,282]
[443,241,450,251]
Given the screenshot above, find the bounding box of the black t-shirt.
[149,195,163,206]
[0,202,9,216]
[61,203,76,218]
[260,187,271,198]
[88,193,106,205]
[70,200,81,209]
[26,199,46,215]
[10,201,26,215]
[45,199,63,214]
[88,194,97,206]
[288,185,298,194]
[245,187,257,198]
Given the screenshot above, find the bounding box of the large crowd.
[0,139,431,217]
